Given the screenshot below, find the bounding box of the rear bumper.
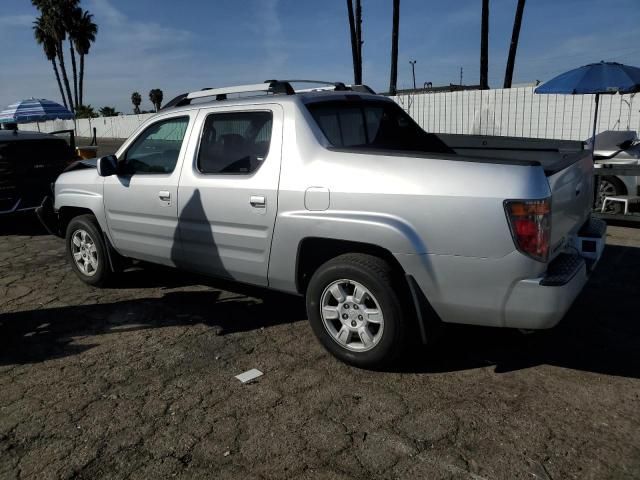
[503,257,587,329]
[503,218,606,329]
[398,217,606,331]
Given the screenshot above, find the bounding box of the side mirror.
[97,155,118,177]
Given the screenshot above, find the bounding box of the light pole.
[409,60,417,89]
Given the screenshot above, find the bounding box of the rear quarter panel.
[268,101,551,305]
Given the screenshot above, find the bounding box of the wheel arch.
[295,237,406,295]
[601,175,628,195]
[61,208,125,274]
[295,237,440,345]
[58,206,99,237]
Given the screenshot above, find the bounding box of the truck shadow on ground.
[0,213,48,236]
[0,245,637,379]
[0,288,306,366]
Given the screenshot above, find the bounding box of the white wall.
[20,112,155,139]
[393,87,640,140]
[19,87,640,141]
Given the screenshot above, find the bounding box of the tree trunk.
[57,41,74,111]
[79,54,85,106]
[389,0,400,95]
[69,39,79,107]
[51,59,67,109]
[480,0,489,90]
[346,0,360,85]
[503,0,526,88]
[355,0,363,84]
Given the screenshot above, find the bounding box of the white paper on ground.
[235,368,263,383]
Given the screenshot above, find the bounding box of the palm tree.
[149,89,164,112]
[99,106,119,117]
[32,0,76,111]
[75,104,96,118]
[71,9,98,106]
[65,5,82,107]
[131,92,142,114]
[355,0,363,84]
[346,0,359,84]
[33,15,67,109]
[480,0,489,90]
[503,0,526,88]
[389,0,400,95]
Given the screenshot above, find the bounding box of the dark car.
[0,130,75,215]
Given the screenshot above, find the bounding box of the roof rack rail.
[273,80,376,94]
[268,79,348,91]
[161,80,377,110]
[162,80,295,110]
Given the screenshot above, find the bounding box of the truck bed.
[437,133,587,176]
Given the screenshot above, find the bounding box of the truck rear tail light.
[504,198,551,262]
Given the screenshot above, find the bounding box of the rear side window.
[197,111,273,174]
[123,116,189,174]
[307,100,453,154]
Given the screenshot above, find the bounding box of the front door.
[103,114,193,265]
[175,104,283,286]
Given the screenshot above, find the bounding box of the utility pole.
[460,67,463,86]
[409,60,417,89]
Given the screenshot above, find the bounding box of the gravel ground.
[1,195,639,477]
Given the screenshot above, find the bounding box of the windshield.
[306,100,453,154]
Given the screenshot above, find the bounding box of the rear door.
[175,104,283,286]
[103,114,193,265]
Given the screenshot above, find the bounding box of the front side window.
[197,111,273,174]
[306,100,453,154]
[122,116,189,174]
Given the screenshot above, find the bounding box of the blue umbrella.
[0,98,74,125]
[535,62,640,150]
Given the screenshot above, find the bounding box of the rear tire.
[597,176,626,214]
[306,253,407,369]
[65,215,111,287]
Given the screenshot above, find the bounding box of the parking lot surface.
[1,202,639,478]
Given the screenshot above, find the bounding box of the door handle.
[250,195,266,208]
[159,191,171,201]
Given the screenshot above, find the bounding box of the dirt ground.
[1,157,639,479]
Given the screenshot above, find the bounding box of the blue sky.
[1,0,639,113]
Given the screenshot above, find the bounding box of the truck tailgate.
[547,151,593,257]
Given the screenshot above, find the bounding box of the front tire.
[306,253,407,369]
[65,215,111,287]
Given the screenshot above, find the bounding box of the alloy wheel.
[71,229,98,277]
[320,279,384,352]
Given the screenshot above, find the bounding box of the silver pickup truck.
[40,80,606,368]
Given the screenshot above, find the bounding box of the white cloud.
[79,0,196,110]
[260,0,288,75]
[0,14,34,28]
[87,0,192,52]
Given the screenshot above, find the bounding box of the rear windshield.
[306,100,453,154]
